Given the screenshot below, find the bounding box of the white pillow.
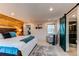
[0,33,4,39]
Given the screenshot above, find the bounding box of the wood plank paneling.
[0,14,24,36]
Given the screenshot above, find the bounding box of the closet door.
[60,15,66,51]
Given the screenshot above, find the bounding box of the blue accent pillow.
[9,32,16,37]
[20,36,34,43]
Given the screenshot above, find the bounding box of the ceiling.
[0,3,76,24]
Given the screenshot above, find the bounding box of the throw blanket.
[20,36,34,43]
[0,46,22,56]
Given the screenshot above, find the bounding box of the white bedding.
[0,36,38,56]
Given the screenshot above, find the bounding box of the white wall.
[77,5,79,56]
[23,21,57,41]
[23,23,47,41]
[55,19,60,45]
[66,14,69,51]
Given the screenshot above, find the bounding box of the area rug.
[30,45,68,56]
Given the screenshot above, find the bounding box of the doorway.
[67,11,77,56]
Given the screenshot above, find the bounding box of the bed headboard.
[0,28,16,34]
[0,14,24,35]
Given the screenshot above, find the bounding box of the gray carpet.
[30,45,68,56]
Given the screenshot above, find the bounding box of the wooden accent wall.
[0,14,24,36]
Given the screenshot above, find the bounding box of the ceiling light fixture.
[49,7,53,11]
[72,15,76,18]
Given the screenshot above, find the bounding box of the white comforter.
[0,36,38,56]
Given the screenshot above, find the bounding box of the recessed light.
[72,14,76,18]
[72,15,75,17]
[49,8,53,11]
[11,12,15,16]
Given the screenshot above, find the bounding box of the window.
[47,24,55,34]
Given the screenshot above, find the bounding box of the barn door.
[60,15,66,51]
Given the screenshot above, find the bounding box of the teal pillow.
[9,32,16,37]
[20,36,34,43]
[3,32,16,39]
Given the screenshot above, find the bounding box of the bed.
[0,35,38,56]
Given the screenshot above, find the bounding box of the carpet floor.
[30,45,68,56]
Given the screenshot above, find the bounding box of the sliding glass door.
[60,15,66,51]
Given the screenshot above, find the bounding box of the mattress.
[0,36,38,56]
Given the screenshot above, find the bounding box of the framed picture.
[26,25,31,35]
